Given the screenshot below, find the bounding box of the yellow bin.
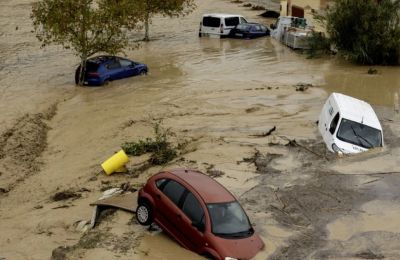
[101,150,129,175]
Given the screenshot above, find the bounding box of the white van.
[199,13,248,38]
[318,93,384,154]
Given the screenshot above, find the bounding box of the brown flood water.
[1,0,400,259]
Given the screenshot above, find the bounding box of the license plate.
[84,81,88,84]
[235,33,243,37]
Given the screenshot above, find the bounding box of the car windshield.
[337,118,382,149]
[236,24,251,30]
[207,201,253,238]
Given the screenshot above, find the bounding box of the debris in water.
[51,190,82,201]
[260,10,280,18]
[250,126,276,137]
[367,68,378,74]
[354,250,384,259]
[295,83,313,91]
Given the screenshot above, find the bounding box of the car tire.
[136,201,153,226]
[140,70,147,76]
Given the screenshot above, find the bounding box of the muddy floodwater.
[1,0,400,259]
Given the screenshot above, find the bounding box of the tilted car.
[318,92,384,154]
[229,23,270,39]
[75,55,148,86]
[136,169,264,260]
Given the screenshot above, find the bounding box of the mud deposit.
[1,0,400,259]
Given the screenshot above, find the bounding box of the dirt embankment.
[0,104,57,194]
[240,119,400,259]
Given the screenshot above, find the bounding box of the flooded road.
[1,0,400,259]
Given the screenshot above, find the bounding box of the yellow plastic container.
[101,150,129,175]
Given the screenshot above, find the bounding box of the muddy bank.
[0,104,57,194]
[240,119,400,259]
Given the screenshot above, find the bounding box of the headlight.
[225,258,238,260]
[332,143,341,153]
[332,144,343,156]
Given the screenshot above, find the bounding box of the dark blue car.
[75,56,148,86]
[229,23,270,39]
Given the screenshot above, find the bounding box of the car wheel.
[136,201,153,226]
[103,79,110,86]
[140,70,147,76]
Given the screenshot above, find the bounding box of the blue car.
[75,56,148,86]
[229,23,270,39]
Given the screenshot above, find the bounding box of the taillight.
[88,72,100,77]
[220,24,224,33]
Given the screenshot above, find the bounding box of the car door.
[119,59,137,77]
[178,191,207,253]
[106,59,123,80]
[154,179,192,249]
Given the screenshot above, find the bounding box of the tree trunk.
[78,55,87,86]
[144,12,150,41]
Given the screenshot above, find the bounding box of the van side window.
[203,17,220,27]
[329,113,340,134]
[225,17,239,26]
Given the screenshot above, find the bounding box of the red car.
[136,169,264,260]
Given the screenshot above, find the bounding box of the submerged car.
[199,13,248,38]
[318,93,384,154]
[229,23,270,39]
[136,169,264,260]
[75,56,148,86]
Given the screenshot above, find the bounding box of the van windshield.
[225,17,240,27]
[203,17,220,27]
[337,118,382,149]
[207,201,253,238]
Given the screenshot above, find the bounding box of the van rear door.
[202,16,221,35]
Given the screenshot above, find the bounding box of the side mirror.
[192,221,205,232]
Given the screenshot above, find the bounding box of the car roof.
[88,55,129,64]
[331,93,382,130]
[163,169,236,204]
[202,13,244,18]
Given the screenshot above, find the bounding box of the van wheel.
[136,201,153,226]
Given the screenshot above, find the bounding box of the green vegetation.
[133,0,196,41]
[31,0,197,85]
[306,32,332,58]
[321,0,400,65]
[31,0,143,85]
[122,121,177,165]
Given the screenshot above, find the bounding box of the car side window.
[329,112,340,134]
[162,180,186,206]
[156,178,168,189]
[255,25,262,31]
[120,59,132,67]
[106,60,121,70]
[182,192,205,225]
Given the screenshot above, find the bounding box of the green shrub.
[122,121,177,165]
[323,0,400,65]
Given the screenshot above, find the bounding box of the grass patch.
[122,121,178,165]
